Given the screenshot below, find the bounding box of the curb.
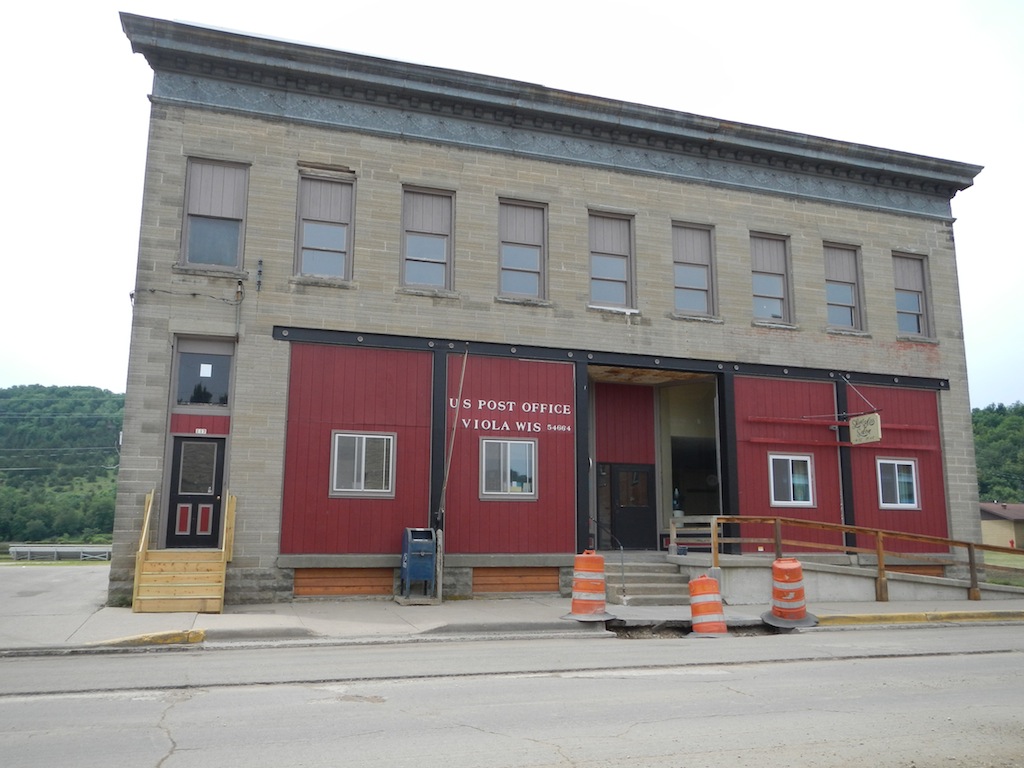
[817,610,1024,626]
[92,629,207,647]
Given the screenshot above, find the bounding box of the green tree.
[973,402,1024,503]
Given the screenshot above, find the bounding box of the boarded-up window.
[825,245,861,329]
[751,235,790,322]
[499,201,545,299]
[297,176,353,279]
[403,189,453,289]
[589,214,634,308]
[673,225,715,316]
[183,160,249,269]
[893,254,929,336]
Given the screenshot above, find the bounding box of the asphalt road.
[2,625,1022,767]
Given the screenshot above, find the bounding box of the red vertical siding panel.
[593,382,656,464]
[734,377,844,550]
[443,355,576,554]
[281,344,433,554]
[848,387,948,552]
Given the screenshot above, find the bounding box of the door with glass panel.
[166,437,225,548]
[597,463,657,550]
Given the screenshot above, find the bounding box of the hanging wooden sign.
[849,412,882,444]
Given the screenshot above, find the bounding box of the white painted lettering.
[520,402,572,415]
[477,399,515,412]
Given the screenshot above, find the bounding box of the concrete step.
[615,593,692,607]
[608,571,688,584]
[607,563,683,575]
[593,554,697,606]
[608,585,690,601]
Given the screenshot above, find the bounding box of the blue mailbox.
[401,528,436,597]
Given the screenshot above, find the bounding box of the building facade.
[111,13,984,604]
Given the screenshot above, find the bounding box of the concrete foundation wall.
[670,554,1024,606]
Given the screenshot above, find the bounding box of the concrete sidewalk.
[3,563,1024,654]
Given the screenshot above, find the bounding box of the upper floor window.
[182,159,249,270]
[174,338,234,408]
[877,458,919,509]
[296,175,354,280]
[589,213,634,309]
[403,189,453,289]
[330,431,396,498]
[673,224,716,316]
[825,245,863,330]
[751,235,792,323]
[499,201,546,299]
[893,254,931,337]
[769,454,814,507]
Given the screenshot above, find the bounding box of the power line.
[0,413,122,420]
[0,447,117,453]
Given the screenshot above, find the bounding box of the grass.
[982,550,1024,587]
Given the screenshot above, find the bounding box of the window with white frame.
[182,159,249,270]
[769,454,814,506]
[403,189,453,289]
[877,458,919,509]
[481,439,537,499]
[673,224,716,316]
[499,200,546,299]
[296,175,353,279]
[330,432,396,497]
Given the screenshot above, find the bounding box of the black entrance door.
[598,463,657,549]
[166,436,225,548]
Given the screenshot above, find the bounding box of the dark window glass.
[178,441,218,494]
[177,352,232,406]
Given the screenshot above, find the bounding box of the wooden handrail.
[222,492,236,563]
[132,490,156,609]
[672,514,1023,601]
[137,489,155,556]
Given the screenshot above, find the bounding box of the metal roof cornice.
[121,13,982,210]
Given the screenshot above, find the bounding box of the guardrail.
[668,515,1024,601]
[9,544,112,561]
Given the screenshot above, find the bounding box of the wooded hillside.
[973,401,1024,504]
[0,385,123,542]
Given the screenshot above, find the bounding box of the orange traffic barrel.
[688,574,727,635]
[762,558,818,629]
[561,550,613,622]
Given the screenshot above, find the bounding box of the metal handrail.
[592,519,627,601]
[699,515,1024,601]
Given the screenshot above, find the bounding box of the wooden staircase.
[132,491,236,614]
[602,553,691,606]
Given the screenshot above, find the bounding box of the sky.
[2,0,1021,408]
